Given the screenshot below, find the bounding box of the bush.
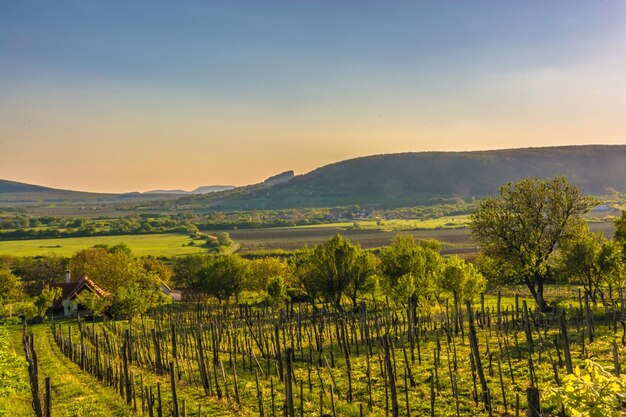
[543,359,626,417]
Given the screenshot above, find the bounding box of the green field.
[0,234,207,257]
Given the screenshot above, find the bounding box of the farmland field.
[0,221,614,258]
[217,221,614,256]
[0,234,206,257]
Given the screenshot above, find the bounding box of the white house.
[47,271,110,317]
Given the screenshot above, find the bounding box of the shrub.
[543,359,626,417]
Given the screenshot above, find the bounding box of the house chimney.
[65,270,71,283]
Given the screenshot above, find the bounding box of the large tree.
[470,176,597,312]
[614,211,626,262]
[614,211,626,243]
[291,235,376,311]
[439,256,486,303]
[69,247,169,292]
[172,254,208,289]
[379,235,443,307]
[249,257,291,292]
[195,254,249,303]
[290,247,321,307]
[557,227,606,304]
[111,283,171,323]
[0,267,24,305]
[11,255,68,295]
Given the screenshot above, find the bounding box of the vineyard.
[4,177,626,416]
[15,289,626,417]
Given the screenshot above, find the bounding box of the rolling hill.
[180,145,626,210]
[3,145,625,209]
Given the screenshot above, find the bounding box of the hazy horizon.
[2,1,625,193]
[3,143,625,194]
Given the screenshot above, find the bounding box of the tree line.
[2,176,625,320]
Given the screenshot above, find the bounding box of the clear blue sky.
[1,1,625,192]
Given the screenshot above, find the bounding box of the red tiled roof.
[47,282,80,309]
[46,274,110,309]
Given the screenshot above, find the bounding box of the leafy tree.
[186,223,201,237]
[75,291,112,319]
[0,267,23,304]
[111,284,170,323]
[439,256,486,303]
[141,256,173,286]
[11,255,68,295]
[0,254,13,269]
[172,254,208,289]
[195,254,249,303]
[379,235,443,307]
[266,276,289,307]
[216,232,233,248]
[12,301,37,321]
[290,247,321,307]
[470,176,597,312]
[204,232,235,253]
[0,267,25,318]
[69,247,160,292]
[109,243,132,255]
[92,243,132,255]
[614,211,626,243]
[34,286,62,319]
[297,235,376,311]
[474,253,517,287]
[344,250,377,307]
[596,239,626,304]
[249,257,291,292]
[558,228,605,304]
[613,211,626,277]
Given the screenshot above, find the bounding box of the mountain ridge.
[2,145,625,208]
[179,145,626,210]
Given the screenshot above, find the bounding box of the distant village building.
[45,271,109,317]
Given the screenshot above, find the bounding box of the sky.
[1,1,625,193]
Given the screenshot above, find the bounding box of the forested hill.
[186,145,626,209]
[3,145,625,208]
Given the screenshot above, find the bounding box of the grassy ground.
[0,323,31,417]
[0,234,207,257]
[3,322,139,417]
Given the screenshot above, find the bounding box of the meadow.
[0,234,206,257]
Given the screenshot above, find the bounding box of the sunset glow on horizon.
[1,1,625,193]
